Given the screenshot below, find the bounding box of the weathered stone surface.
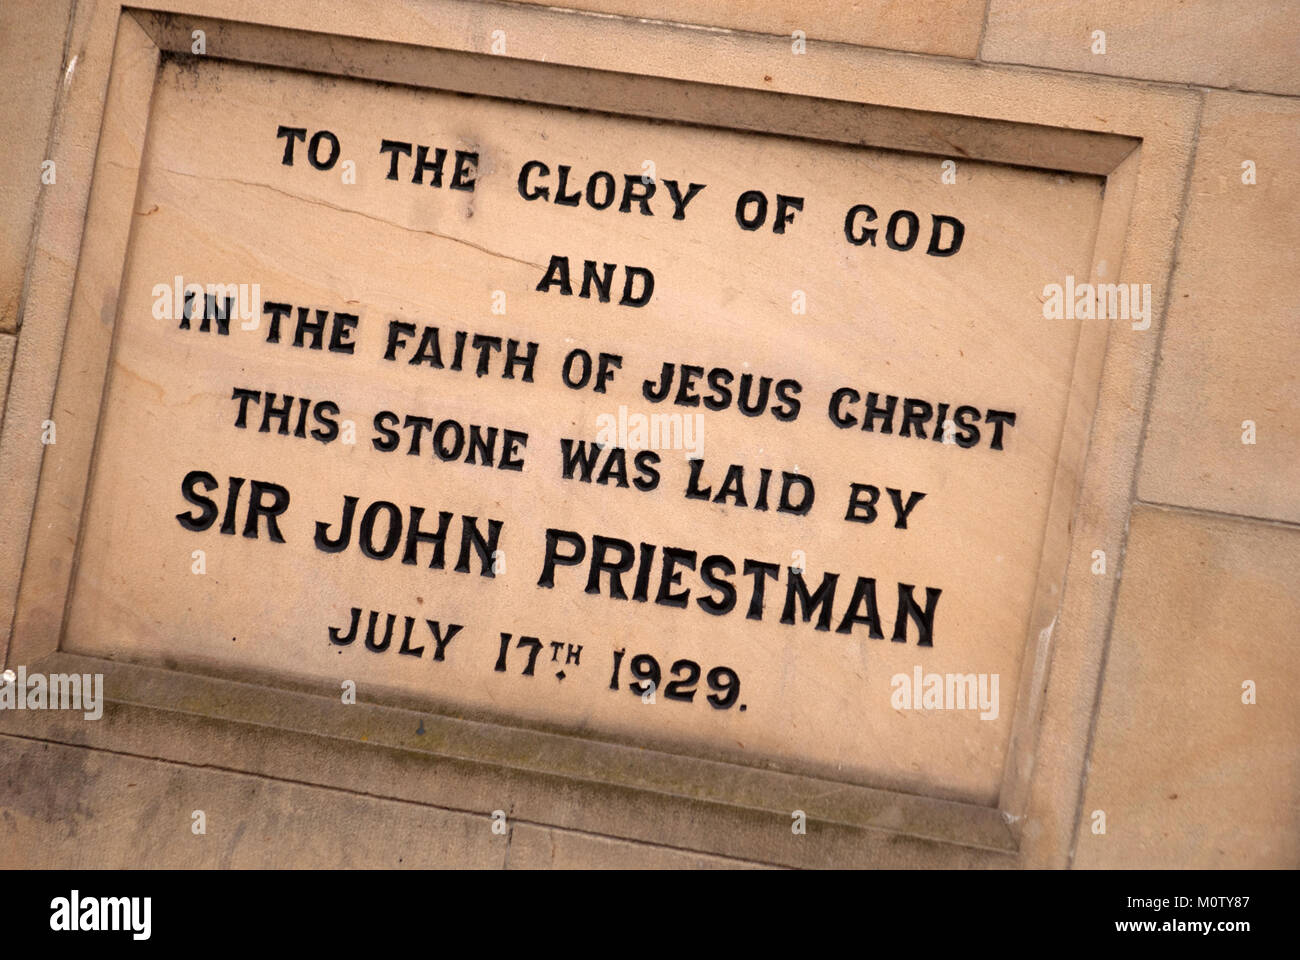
[510,0,988,58]
[1075,506,1300,868]
[984,0,1300,95]
[0,0,74,333]
[1139,92,1300,523]
[0,734,507,868]
[0,0,1292,872]
[508,824,770,869]
[0,333,16,424]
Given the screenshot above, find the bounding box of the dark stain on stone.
[1,741,98,838]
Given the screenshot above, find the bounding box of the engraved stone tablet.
[66,56,1107,804]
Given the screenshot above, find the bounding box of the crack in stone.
[154,166,546,272]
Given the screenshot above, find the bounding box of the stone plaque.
[65,54,1107,805]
